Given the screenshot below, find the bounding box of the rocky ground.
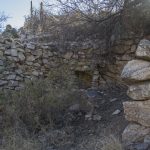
[35,84,129,150]
[0,84,129,150]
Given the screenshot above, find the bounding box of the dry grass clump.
[1,128,41,150]
[101,135,123,150]
[78,135,123,150]
[9,80,87,131]
[1,65,88,133]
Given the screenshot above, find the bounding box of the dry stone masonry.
[121,39,150,147]
[0,38,95,90]
[0,35,139,90]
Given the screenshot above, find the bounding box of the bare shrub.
[1,65,88,133]
[123,0,150,35]
[25,0,124,45]
[0,12,8,31]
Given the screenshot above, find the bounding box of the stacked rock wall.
[121,39,150,148]
[0,38,95,90]
[0,36,139,90]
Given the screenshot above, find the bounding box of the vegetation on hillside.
[0,12,7,32]
[0,65,124,150]
[25,0,150,40]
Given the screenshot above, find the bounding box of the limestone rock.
[43,59,48,64]
[136,39,150,60]
[33,63,41,67]
[43,51,49,58]
[41,45,49,49]
[7,74,16,80]
[26,55,35,62]
[32,71,39,76]
[0,46,5,51]
[64,52,73,59]
[113,45,131,54]
[11,49,18,57]
[36,49,43,57]
[112,109,121,115]
[122,123,150,145]
[15,69,23,75]
[17,48,24,53]
[48,51,53,57]
[8,80,19,87]
[0,60,3,66]
[31,49,41,56]
[16,76,23,81]
[121,59,150,82]
[26,43,35,50]
[18,52,25,61]
[69,104,80,112]
[26,61,33,66]
[92,114,102,121]
[12,57,19,62]
[127,82,150,100]
[0,80,7,86]
[123,100,150,127]
[126,143,149,150]
[4,49,11,55]
[0,51,4,56]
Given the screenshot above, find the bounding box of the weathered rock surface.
[136,39,150,60]
[122,123,150,145]
[123,100,150,127]
[127,82,150,100]
[121,39,150,147]
[121,59,150,82]
[126,143,150,150]
[18,52,25,61]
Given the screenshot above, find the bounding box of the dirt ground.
[38,84,129,150]
[0,84,130,150]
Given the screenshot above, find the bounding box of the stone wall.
[121,39,150,149]
[0,36,139,90]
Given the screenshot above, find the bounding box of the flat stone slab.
[123,100,150,127]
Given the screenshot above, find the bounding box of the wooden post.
[40,2,44,32]
[30,0,33,18]
[30,0,33,32]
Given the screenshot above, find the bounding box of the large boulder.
[123,100,150,127]
[121,59,150,82]
[122,123,150,145]
[136,39,150,60]
[127,82,150,100]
